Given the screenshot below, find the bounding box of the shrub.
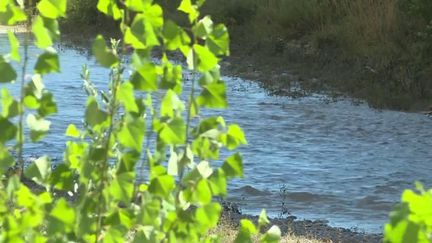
[0,0,280,242]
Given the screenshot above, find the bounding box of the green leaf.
[34,48,60,74]
[195,202,221,228]
[222,124,247,150]
[1,88,19,118]
[37,0,67,19]
[32,16,60,49]
[259,209,270,228]
[85,97,108,128]
[65,124,80,137]
[92,35,119,68]
[157,118,186,145]
[194,44,218,72]
[0,145,14,175]
[118,115,145,152]
[0,55,17,83]
[118,82,139,113]
[167,147,178,176]
[97,0,122,20]
[24,156,51,185]
[0,4,27,25]
[32,16,52,48]
[193,16,213,38]
[178,0,199,23]
[197,161,213,179]
[148,175,175,197]
[197,82,228,108]
[0,117,17,143]
[124,0,152,12]
[50,164,74,191]
[124,14,159,49]
[192,179,212,205]
[38,92,57,116]
[108,172,135,203]
[160,90,184,118]
[49,198,75,232]
[260,226,281,243]
[163,20,191,51]
[26,114,51,142]
[222,153,243,178]
[206,24,230,56]
[208,168,227,197]
[7,31,20,62]
[160,58,183,93]
[130,63,158,91]
[235,219,257,243]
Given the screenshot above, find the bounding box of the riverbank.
[23,175,383,242]
[217,201,382,243]
[221,35,432,112]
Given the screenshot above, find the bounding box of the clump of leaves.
[0,0,281,242]
[385,182,432,243]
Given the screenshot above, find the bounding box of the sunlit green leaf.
[108,172,135,203]
[178,0,199,22]
[118,82,139,113]
[163,20,191,51]
[24,156,51,185]
[7,31,20,62]
[97,0,122,20]
[160,89,184,118]
[197,81,228,108]
[196,202,221,228]
[222,153,243,178]
[92,35,119,68]
[259,209,270,228]
[26,114,51,141]
[207,24,230,56]
[130,63,158,91]
[194,44,218,72]
[1,88,19,118]
[260,225,281,243]
[34,48,60,74]
[235,219,257,243]
[37,0,67,19]
[222,124,247,150]
[148,175,175,197]
[157,118,186,145]
[118,115,145,152]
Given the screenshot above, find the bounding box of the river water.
[1,34,431,233]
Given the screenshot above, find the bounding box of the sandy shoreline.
[220,201,382,243]
[0,25,28,34]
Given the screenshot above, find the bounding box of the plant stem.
[17,7,32,178]
[95,14,128,243]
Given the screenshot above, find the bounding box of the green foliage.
[0,0,280,242]
[384,183,432,243]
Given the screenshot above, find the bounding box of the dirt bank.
[220,201,382,243]
[221,36,432,112]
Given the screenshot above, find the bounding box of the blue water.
[1,34,431,233]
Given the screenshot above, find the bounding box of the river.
[1,34,431,234]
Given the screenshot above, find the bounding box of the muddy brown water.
[1,34,431,233]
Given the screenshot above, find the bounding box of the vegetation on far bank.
[65,0,432,110]
[0,0,431,242]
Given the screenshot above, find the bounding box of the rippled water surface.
[1,35,431,233]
